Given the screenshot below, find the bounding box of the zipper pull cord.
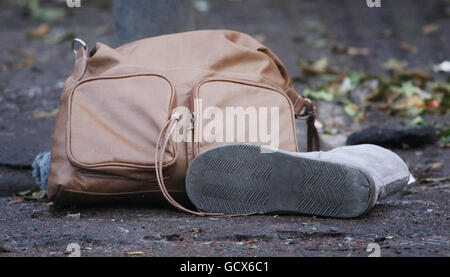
[155,112,224,216]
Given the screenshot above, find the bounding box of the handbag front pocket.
[191,78,298,156]
[67,73,176,178]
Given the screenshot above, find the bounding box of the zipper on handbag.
[186,112,196,163]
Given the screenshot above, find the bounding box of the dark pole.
[113,0,195,45]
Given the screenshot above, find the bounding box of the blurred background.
[0,0,449,193]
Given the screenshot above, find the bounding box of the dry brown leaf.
[399,70,430,82]
[20,188,46,200]
[421,24,440,35]
[391,95,424,116]
[125,251,145,256]
[430,162,443,170]
[400,41,419,54]
[383,58,409,72]
[27,23,50,39]
[403,95,425,109]
[417,176,450,184]
[299,58,341,76]
[8,199,23,205]
[329,44,370,57]
[347,46,371,57]
[5,52,36,69]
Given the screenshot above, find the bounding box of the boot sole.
[186,144,374,218]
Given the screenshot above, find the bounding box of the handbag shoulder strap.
[287,91,321,152]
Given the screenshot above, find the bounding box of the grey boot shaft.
[294,144,412,206]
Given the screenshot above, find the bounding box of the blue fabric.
[32,152,51,195]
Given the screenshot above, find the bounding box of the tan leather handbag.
[47,30,320,214]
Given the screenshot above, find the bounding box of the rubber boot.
[185,144,413,218]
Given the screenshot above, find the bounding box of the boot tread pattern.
[297,159,346,217]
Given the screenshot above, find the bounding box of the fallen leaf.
[417,176,450,184]
[17,188,46,200]
[438,128,450,138]
[409,116,427,126]
[27,189,46,200]
[45,31,76,44]
[311,57,329,72]
[0,246,11,253]
[430,162,443,170]
[125,251,145,256]
[66,213,81,219]
[27,23,50,39]
[398,70,430,84]
[329,43,370,57]
[243,239,259,245]
[438,128,450,147]
[33,108,59,119]
[323,128,339,135]
[392,82,431,99]
[304,88,334,102]
[5,52,36,69]
[421,24,440,35]
[346,46,371,57]
[243,244,259,250]
[26,0,65,21]
[441,136,450,148]
[347,72,366,86]
[383,58,408,72]
[392,95,424,117]
[8,199,23,205]
[300,57,329,75]
[400,41,419,54]
[16,189,32,197]
[344,103,359,118]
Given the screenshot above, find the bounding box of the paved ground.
[0,176,449,257]
[0,0,449,256]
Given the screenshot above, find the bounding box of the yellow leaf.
[27,23,50,39]
[33,108,59,119]
[125,251,145,256]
